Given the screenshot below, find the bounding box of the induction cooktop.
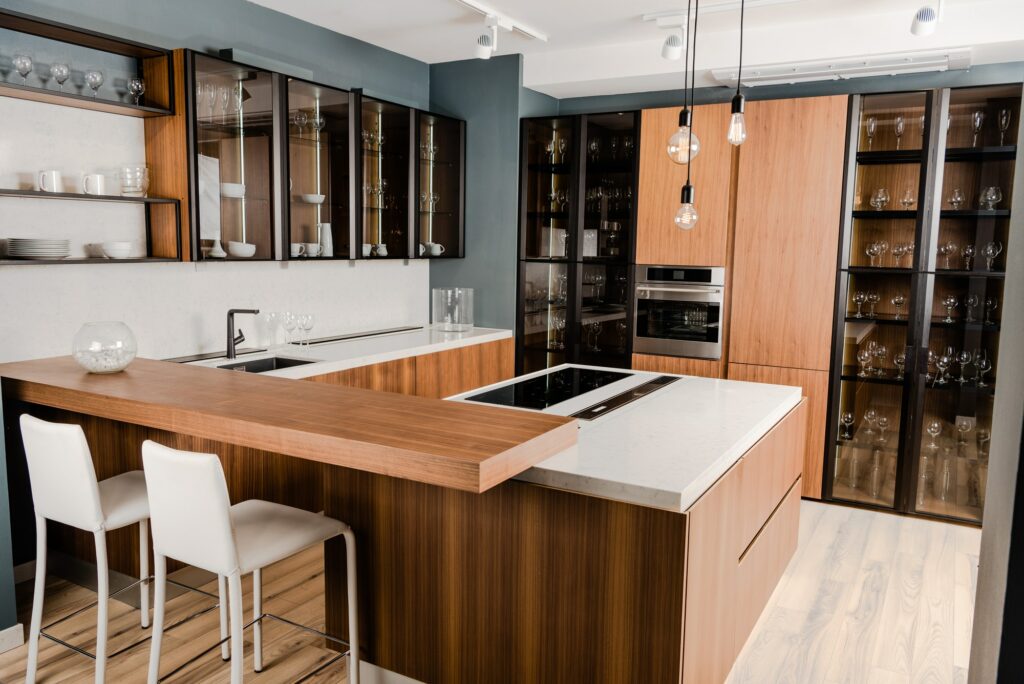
[464,367,632,411]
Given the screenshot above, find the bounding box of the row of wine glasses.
[196,81,244,124]
[418,191,440,212]
[420,141,440,161]
[264,311,315,346]
[290,109,326,136]
[361,124,386,151]
[864,114,924,151]
[936,240,1003,271]
[855,340,898,379]
[3,52,136,100]
[546,189,571,212]
[850,290,886,318]
[544,136,570,164]
[840,406,894,444]
[924,346,993,386]
[585,185,633,213]
[867,187,916,211]
[862,108,1014,151]
[921,416,992,506]
[582,270,607,301]
[947,185,1003,211]
[864,240,915,268]
[587,134,635,163]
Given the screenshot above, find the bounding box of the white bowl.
[227,241,256,258]
[221,182,246,199]
[300,193,326,204]
[102,241,133,259]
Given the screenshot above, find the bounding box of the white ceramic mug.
[305,242,323,257]
[418,243,426,256]
[290,243,306,258]
[428,242,446,256]
[38,170,63,193]
[362,243,372,257]
[375,243,388,257]
[82,173,107,195]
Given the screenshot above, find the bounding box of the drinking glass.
[873,344,888,377]
[948,188,965,210]
[298,313,315,346]
[863,408,878,436]
[127,76,145,105]
[981,186,1003,210]
[965,293,980,322]
[977,428,992,459]
[935,354,952,384]
[84,68,104,97]
[865,116,877,150]
[982,241,1003,270]
[585,321,602,351]
[984,297,999,325]
[899,188,915,209]
[558,137,568,163]
[894,115,905,150]
[891,294,906,320]
[942,294,958,323]
[867,291,880,318]
[894,351,907,380]
[936,448,956,501]
[976,354,993,387]
[926,420,942,449]
[292,109,308,133]
[938,241,958,269]
[852,290,867,318]
[204,82,217,120]
[51,61,70,91]
[588,139,601,162]
[312,114,326,133]
[118,166,150,197]
[857,349,873,377]
[551,311,566,350]
[281,312,297,344]
[891,243,906,267]
[616,320,628,351]
[865,241,883,267]
[956,350,973,385]
[876,416,890,444]
[998,108,1012,146]
[623,135,635,159]
[925,350,936,383]
[840,412,855,440]
[971,110,985,147]
[545,140,555,163]
[870,188,889,210]
[961,244,976,271]
[12,51,32,84]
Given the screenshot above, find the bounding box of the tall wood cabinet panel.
[415,338,514,399]
[729,96,848,371]
[728,362,829,499]
[636,103,735,266]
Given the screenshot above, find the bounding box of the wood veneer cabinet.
[636,103,735,267]
[632,352,723,378]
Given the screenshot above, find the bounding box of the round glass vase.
[432,287,474,332]
[72,321,138,373]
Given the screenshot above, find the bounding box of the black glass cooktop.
[464,367,631,411]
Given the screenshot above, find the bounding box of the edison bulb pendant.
[674,183,699,230]
[666,108,701,164]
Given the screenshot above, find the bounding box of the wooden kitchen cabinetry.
[632,352,722,378]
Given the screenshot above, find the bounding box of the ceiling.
[248,0,1024,98]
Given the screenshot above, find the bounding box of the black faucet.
[226,308,259,360]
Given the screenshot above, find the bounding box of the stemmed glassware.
[51,61,70,91]
[84,68,104,97]
[998,108,1012,146]
[863,408,878,436]
[899,189,915,209]
[965,293,980,322]
[127,77,145,105]
[893,115,906,150]
[866,291,880,318]
[894,351,907,380]
[926,420,942,449]
[558,137,568,164]
[840,412,855,440]
[891,294,906,320]
[935,352,952,384]
[857,348,873,377]
[937,241,958,269]
[865,241,883,267]
[984,297,999,325]
[977,428,992,459]
[12,51,32,84]
[971,110,985,147]
[852,290,867,318]
[961,244,976,271]
[980,186,1003,210]
[281,312,297,345]
[892,243,914,267]
[941,294,959,323]
[876,416,890,444]
[982,240,1003,270]
[976,353,993,387]
[584,321,602,351]
[551,311,567,350]
[869,188,890,210]
[865,116,877,150]
[956,350,973,385]
[948,188,965,210]
[873,343,888,377]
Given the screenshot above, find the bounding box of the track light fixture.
[661,31,684,61]
[476,28,495,59]
[911,0,942,36]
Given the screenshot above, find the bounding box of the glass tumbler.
[432,287,474,332]
[119,165,150,197]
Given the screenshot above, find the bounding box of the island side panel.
[322,467,689,684]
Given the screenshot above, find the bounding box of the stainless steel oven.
[633,265,725,359]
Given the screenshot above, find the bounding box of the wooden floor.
[728,501,981,684]
[0,501,980,683]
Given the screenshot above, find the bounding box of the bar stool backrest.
[141,440,239,576]
[20,414,105,532]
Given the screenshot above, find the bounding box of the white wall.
[0,97,429,362]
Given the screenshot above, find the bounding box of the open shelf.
[855,149,924,165]
[840,366,907,385]
[846,266,915,275]
[933,269,1006,278]
[527,211,570,221]
[851,210,917,219]
[0,188,177,204]
[527,163,571,174]
[0,257,177,266]
[0,81,171,118]
[939,209,1010,219]
[844,313,910,325]
[944,145,1017,162]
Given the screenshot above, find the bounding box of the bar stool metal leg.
[94,530,108,684]
[344,528,359,684]
[26,515,46,684]
[218,574,230,661]
[253,567,263,672]
[228,572,244,684]
[147,553,166,684]
[140,519,150,629]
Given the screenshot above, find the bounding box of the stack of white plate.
[7,238,71,260]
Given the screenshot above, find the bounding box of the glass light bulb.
[727,112,747,146]
[674,202,699,230]
[666,125,701,164]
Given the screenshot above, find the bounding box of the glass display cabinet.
[516,112,640,373]
[356,94,413,259]
[416,111,464,258]
[285,77,352,259]
[826,84,1021,524]
[189,52,277,260]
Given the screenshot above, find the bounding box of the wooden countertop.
[0,357,578,493]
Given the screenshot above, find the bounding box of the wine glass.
[976,354,993,387]
[863,408,878,436]
[961,244,976,271]
[956,350,973,385]
[965,293,980,322]
[941,294,959,323]
[865,116,877,150]
[870,188,889,210]
[12,51,32,84]
[971,110,985,147]
[204,82,217,120]
[977,428,992,459]
[894,115,906,150]
[926,420,942,450]
[956,417,973,446]
[998,108,1012,146]
[873,343,888,376]
[852,290,867,318]
[84,68,104,97]
[585,321,603,351]
[857,349,873,377]
[299,313,315,346]
[938,241,958,269]
[948,187,965,210]
[557,137,568,164]
[894,351,907,380]
[982,241,1003,271]
[588,138,601,162]
[935,354,952,384]
[867,291,880,318]
[899,188,915,209]
[984,297,999,325]
[551,311,566,350]
[891,243,906,267]
[281,312,297,344]
[51,61,70,91]
[865,241,883,267]
[219,85,231,124]
[891,293,907,320]
[127,76,145,105]
[925,350,936,383]
[840,412,855,440]
[981,186,1003,210]
[877,416,890,444]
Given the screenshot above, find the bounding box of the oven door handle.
[638,286,722,295]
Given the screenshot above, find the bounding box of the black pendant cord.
[686,0,700,187]
[682,0,692,109]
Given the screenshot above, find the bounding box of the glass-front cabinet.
[416,112,464,258]
[189,53,277,260]
[826,84,1021,524]
[357,95,412,259]
[516,112,640,374]
[285,77,351,259]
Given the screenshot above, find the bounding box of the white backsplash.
[0,97,429,362]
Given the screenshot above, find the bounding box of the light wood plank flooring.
[728,501,981,684]
[0,501,980,683]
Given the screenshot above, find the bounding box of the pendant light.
[727,0,747,146]
[674,0,700,230]
[666,0,700,165]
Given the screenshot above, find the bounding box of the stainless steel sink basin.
[217,356,314,373]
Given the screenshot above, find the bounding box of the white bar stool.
[142,440,359,684]
[19,415,225,684]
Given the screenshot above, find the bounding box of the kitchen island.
[0,357,805,684]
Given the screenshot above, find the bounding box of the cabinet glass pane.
[287,79,349,259]
[577,262,630,367]
[417,113,461,257]
[521,262,569,373]
[582,113,636,262]
[193,54,275,260]
[522,117,575,260]
[361,97,410,258]
[856,92,928,154]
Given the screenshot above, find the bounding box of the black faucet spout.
[227,308,260,359]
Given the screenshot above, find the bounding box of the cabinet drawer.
[736,399,806,556]
[735,479,801,653]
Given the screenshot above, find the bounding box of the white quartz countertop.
[186,326,511,379]
[449,365,802,513]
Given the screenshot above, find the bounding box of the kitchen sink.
[217,356,315,373]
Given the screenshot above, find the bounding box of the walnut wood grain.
[632,352,723,379]
[304,357,417,394]
[144,49,190,260]
[0,356,576,493]
[728,362,829,499]
[729,96,848,371]
[636,104,736,267]
[414,338,514,399]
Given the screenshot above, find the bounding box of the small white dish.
[300,193,326,205]
[101,241,133,259]
[221,182,246,199]
[227,241,256,258]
